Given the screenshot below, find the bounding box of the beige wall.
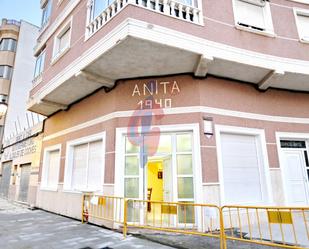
[1,133,43,206]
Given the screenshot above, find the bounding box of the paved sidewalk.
[0,198,174,249]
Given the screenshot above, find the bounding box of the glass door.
[123,132,195,225]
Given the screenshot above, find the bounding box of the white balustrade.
[86,0,202,38]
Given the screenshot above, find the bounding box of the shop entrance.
[123,131,195,224]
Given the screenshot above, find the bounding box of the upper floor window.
[34,50,46,78]
[52,19,72,62]
[295,9,309,42]
[41,0,52,28]
[233,0,274,35]
[0,65,13,80]
[0,39,17,52]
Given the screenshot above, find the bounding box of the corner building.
[29,0,309,219]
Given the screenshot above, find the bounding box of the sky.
[0,0,41,26]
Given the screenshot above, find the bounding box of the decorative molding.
[42,105,309,142]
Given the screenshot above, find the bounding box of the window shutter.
[298,14,309,40]
[235,0,266,30]
[47,150,60,188]
[58,28,70,53]
[87,140,103,190]
[72,143,88,189]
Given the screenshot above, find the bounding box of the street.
[0,198,174,249]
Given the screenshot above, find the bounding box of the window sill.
[40,186,58,192]
[235,24,276,38]
[51,46,70,66]
[62,189,83,194]
[63,188,103,194]
[300,38,309,44]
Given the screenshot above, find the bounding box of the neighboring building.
[0,19,44,206]
[1,124,44,206]
[0,19,20,144]
[28,0,309,222]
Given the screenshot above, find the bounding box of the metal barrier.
[221,205,309,249]
[82,194,125,229]
[81,195,309,249]
[124,199,225,249]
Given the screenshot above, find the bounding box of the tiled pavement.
[0,198,174,249]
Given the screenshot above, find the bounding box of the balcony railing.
[86,0,203,38]
[1,19,21,26]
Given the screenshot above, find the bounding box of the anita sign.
[132,80,180,109]
[127,79,181,162]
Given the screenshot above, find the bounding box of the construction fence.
[82,194,309,249]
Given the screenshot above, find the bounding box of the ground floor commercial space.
[35,75,309,221]
[0,124,43,206]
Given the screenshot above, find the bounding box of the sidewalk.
[0,198,174,249]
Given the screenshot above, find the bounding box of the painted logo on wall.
[127,79,180,166]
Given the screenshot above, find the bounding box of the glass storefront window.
[125,136,140,153]
[144,134,172,154]
[177,177,194,199]
[178,203,195,224]
[124,178,139,198]
[177,155,193,175]
[125,156,139,175]
[176,133,192,152]
[123,131,195,226]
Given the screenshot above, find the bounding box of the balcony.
[86,0,203,39]
[28,1,309,116]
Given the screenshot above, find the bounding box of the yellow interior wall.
[147,161,163,202]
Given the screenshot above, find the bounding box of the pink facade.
[31,0,309,218]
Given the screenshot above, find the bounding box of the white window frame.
[41,144,62,191]
[63,132,106,193]
[41,0,52,30]
[215,125,273,206]
[232,0,275,37]
[115,123,203,229]
[34,50,46,79]
[51,17,72,65]
[294,8,309,44]
[115,123,203,204]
